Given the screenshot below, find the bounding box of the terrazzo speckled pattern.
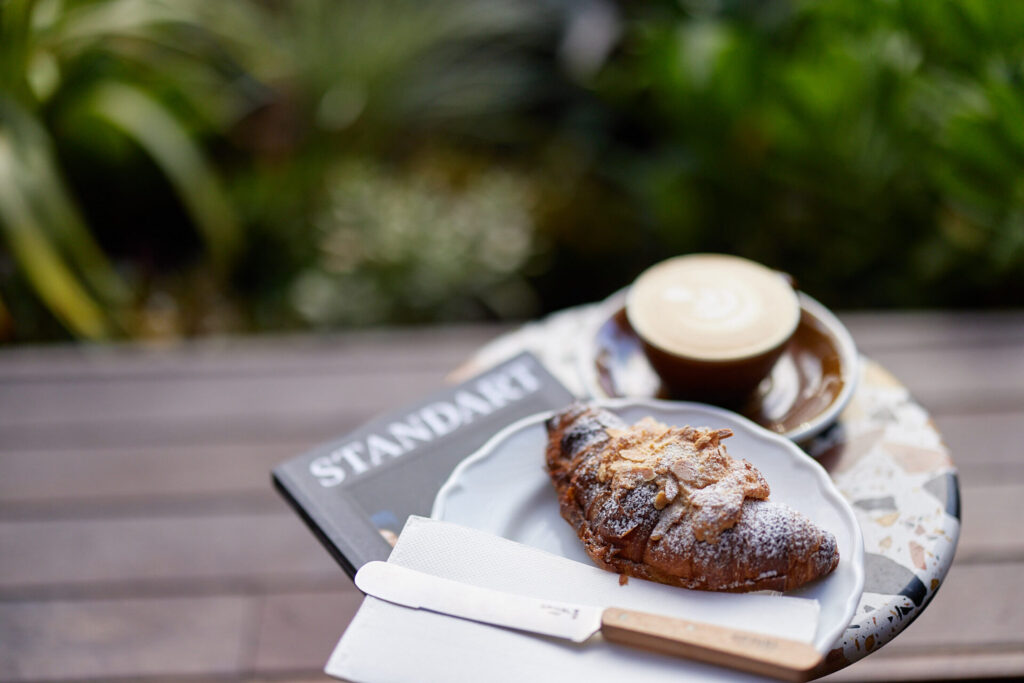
[456,303,960,677]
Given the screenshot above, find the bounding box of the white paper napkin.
[326,516,820,683]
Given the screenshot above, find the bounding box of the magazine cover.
[273,351,575,576]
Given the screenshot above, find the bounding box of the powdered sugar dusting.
[545,403,840,592]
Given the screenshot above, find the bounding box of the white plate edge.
[431,397,866,654]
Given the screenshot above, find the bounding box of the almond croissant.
[545,403,839,592]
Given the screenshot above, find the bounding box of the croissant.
[544,403,839,592]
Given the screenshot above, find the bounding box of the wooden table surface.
[1,312,1022,682]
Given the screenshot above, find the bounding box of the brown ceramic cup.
[625,254,801,408]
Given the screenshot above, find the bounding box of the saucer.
[576,290,859,443]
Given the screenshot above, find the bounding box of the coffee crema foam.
[627,255,800,361]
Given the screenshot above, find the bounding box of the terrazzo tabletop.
[458,301,961,677]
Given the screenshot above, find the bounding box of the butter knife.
[355,561,823,681]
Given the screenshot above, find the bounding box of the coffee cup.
[625,254,801,407]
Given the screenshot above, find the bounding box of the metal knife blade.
[355,561,603,643]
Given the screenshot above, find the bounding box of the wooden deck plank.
[823,562,1024,681]
[251,590,363,675]
[0,350,1019,454]
[956,483,1024,564]
[0,478,1016,598]
[245,677,334,682]
[255,563,1024,679]
[5,561,1014,682]
[0,326,506,379]
[0,408,1013,525]
[0,412,362,451]
[882,562,1024,650]
[933,412,1024,479]
[0,512,340,595]
[1,322,1021,432]
[0,411,1016,514]
[840,311,1024,351]
[0,311,1018,380]
[0,596,254,681]
[0,442,310,508]
[0,342,1013,430]
[823,651,1024,682]
[860,344,1024,413]
[0,478,1015,599]
[0,367,450,429]
[0,316,1020,682]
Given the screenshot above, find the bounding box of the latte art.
[661,283,759,327]
[627,255,800,361]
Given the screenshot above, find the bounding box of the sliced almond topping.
[663,476,679,503]
[619,448,647,462]
[670,458,697,483]
[637,466,656,481]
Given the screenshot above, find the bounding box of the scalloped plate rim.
[432,397,865,655]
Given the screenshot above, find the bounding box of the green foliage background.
[1,0,1022,342]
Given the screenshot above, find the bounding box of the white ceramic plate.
[432,398,864,654]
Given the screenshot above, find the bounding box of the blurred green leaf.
[6,0,1024,342]
[0,0,37,100]
[0,96,131,305]
[84,82,240,270]
[0,129,110,339]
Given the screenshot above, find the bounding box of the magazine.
[272,351,575,576]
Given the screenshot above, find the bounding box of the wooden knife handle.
[601,607,823,682]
